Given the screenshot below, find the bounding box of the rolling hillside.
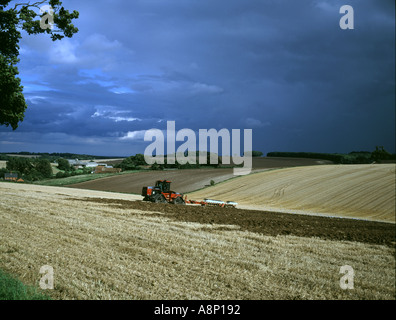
[65,157,331,194]
[187,164,396,223]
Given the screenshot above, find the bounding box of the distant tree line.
[0,152,121,162]
[267,146,396,164]
[115,152,231,171]
[1,156,92,181]
[252,151,264,157]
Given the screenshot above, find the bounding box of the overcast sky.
[1,0,394,156]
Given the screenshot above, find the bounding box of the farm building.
[67,159,108,169]
[66,159,121,173]
[94,165,122,174]
[68,159,86,169]
[67,159,103,169]
[86,162,107,168]
[4,173,18,182]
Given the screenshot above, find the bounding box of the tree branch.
[13,0,48,11]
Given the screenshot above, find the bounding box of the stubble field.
[188,164,396,223]
[0,179,395,300]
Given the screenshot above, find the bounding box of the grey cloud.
[1,0,393,156]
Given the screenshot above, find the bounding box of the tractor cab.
[155,180,171,193]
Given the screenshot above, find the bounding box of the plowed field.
[66,168,236,194]
[65,157,330,194]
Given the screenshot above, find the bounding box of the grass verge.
[0,269,51,300]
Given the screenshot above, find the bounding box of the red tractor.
[142,180,185,205]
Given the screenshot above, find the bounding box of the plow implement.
[184,197,238,208]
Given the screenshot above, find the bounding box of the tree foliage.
[6,156,33,174]
[34,158,52,178]
[371,146,391,162]
[6,156,52,179]
[267,148,396,164]
[56,157,70,171]
[0,0,79,129]
[252,151,263,157]
[117,154,147,171]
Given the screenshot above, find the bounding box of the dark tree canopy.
[371,146,391,162]
[6,156,53,179]
[251,151,263,157]
[0,0,79,129]
[56,157,70,171]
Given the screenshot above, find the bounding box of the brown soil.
[77,198,396,247]
[66,168,236,194]
[65,157,331,194]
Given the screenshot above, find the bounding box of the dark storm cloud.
[0,0,394,155]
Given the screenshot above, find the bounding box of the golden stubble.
[189,164,396,223]
[0,185,394,300]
